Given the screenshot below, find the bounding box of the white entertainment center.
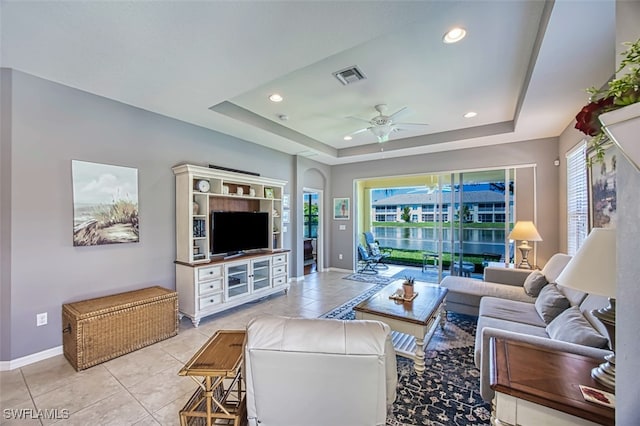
[172,164,290,327]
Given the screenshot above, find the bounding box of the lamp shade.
[555,228,616,296]
[508,221,542,241]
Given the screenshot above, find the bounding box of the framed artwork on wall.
[588,141,617,231]
[72,160,139,246]
[333,197,350,220]
[282,194,290,209]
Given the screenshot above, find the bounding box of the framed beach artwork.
[72,160,139,246]
[333,197,350,220]
[587,141,617,231]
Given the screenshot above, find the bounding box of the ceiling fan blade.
[389,106,408,120]
[346,115,374,125]
[349,127,371,136]
[395,122,429,127]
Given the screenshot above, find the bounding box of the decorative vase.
[402,283,414,298]
[599,102,640,172]
[193,202,199,215]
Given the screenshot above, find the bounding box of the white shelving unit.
[172,164,290,326]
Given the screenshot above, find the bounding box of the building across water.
[372,189,514,224]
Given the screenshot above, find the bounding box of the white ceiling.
[1,0,616,165]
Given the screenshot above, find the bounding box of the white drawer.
[272,275,287,286]
[272,254,286,265]
[272,265,286,276]
[199,278,223,295]
[198,265,223,282]
[199,293,223,310]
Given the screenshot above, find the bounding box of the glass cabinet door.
[252,259,271,292]
[226,263,249,299]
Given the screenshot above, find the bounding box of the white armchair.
[244,316,397,426]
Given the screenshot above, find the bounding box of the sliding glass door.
[364,167,517,283]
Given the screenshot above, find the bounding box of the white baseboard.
[0,345,63,371]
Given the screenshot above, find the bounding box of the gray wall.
[291,157,331,278]
[1,70,294,360]
[331,137,561,270]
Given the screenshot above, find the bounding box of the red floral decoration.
[574,97,614,136]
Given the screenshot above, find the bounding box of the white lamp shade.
[508,221,542,241]
[555,228,616,297]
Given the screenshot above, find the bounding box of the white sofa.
[440,254,572,316]
[244,316,397,426]
[441,253,613,402]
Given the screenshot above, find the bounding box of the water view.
[372,226,508,257]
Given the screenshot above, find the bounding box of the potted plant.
[402,276,415,298]
[575,38,640,168]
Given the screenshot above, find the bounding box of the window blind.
[566,142,588,255]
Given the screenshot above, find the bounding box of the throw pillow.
[523,270,548,297]
[547,306,609,348]
[534,284,570,324]
[368,242,381,256]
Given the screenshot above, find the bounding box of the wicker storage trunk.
[62,286,179,371]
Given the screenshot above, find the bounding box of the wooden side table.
[490,337,615,426]
[178,330,247,426]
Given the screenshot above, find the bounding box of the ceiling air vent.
[332,66,367,85]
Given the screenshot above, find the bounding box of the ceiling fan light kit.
[348,104,429,143]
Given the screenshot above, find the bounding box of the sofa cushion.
[546,306,609,348]
[523,270,548,297]
[557,284,588,307]
[534,284,570,323]
[442,276,536,304]
[479,297,546,327]
[474,315,549,367]
[541,253,572,283]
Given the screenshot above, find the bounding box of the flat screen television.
[211,211,269,255]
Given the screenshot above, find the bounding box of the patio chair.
[357,244,379,274]
[363,231,391,269]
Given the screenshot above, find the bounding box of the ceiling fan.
[347,104,429,143]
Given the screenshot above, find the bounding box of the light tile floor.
[0,268,409,426]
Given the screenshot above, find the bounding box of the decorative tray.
[389,292,418,302]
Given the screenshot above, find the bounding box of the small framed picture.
[282,194,290,209]
[282,209,290,223]
[587,141,617,231]
[264,187,274,199]
[333,197,350,220]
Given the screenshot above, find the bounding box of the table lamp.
[555,228,617,390]
[508,221,542,269]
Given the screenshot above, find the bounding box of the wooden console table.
[179,330,246,426]
[490,337,615,426]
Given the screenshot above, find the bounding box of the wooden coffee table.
[353,280,448,375]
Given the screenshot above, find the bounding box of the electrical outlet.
[36,312,47,327]
[339,254,343,260]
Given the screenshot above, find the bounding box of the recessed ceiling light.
[443,27,466,44]
[269,93,283,102]
[343,135,353,141]
[463,111,477,118]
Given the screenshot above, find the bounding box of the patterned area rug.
[342,273,395,285]
[323,276,491,426]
